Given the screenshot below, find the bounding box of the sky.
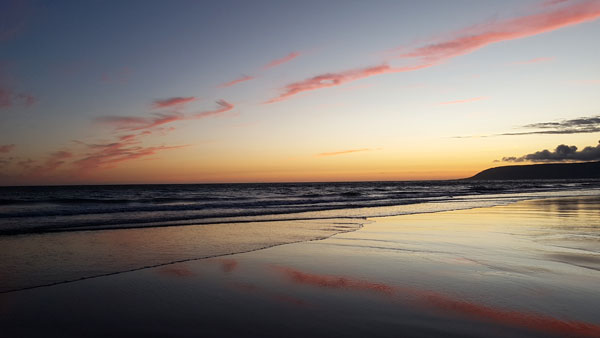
[1,0,599,185]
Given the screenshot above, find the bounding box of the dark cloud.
[502,140,600,162]
[502,115,600,136]
[454,115,600,138]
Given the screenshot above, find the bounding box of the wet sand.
[2,196,600,337]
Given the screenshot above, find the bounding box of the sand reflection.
[157,264,196,278]
[272,265,600,337]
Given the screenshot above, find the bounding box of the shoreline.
[2,194,600,337]
[3,187,599,236]
[2,193,598,293]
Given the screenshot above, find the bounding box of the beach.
[2,195,599,337]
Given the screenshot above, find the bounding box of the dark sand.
[2,196,600,337]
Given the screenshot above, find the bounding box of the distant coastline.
[468,161,600,180]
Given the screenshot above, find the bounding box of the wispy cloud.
[263,52,301,70]
[152,96,196,109]
[219,75,254,88]
[0,144,15,153]
[396,0,600,64]
[501,140,600,162]
[96,100,234,134]
[266,63,430,104]
[218,52,301,89]
[74,134,187,171]
[503,115,600,136]
[0,87,36,109]
[317,148,372,157]
[28,150,73,176]
[267,0,600,103]
[438,96,488,105]
[193,99,234,118]
[454,114,600,138]
[97,112,184,131]
[17,158,34,169]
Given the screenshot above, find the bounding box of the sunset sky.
[1,0,599,185]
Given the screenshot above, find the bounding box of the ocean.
[2,179,600,235]
[2,180,600,337]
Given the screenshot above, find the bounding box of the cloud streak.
[317,148,372,157]
[97,100,235,131]
[74,136,186,171]
[27,151,73,176]
[266,63,430,103]
[397,0,600,64]
[152,96,196,109]
[97,112,184,131]
[263,52,300,70]
[267,0,600,103]
[502,140,600,162]
[503,115,600,136]
[192,99,234,118]
[454,114,600,138]
[219,75,254,88]
[0,87,36,109]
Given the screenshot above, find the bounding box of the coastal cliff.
[468,161,600,180]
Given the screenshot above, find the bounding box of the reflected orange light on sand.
[219,259,239,273]
[272,265,600,337]
[157,264,196,278]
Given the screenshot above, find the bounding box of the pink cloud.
[28,150,73,176]
[266,63,430,103]
[193,100,234,119]
[219,75,254,88]
[267,0,600,103]
[152,96,196,109]
[398,1,600,64]
[317,148,372,157]
[96,100,234,135]
[17,158,34,169]
[263,52,301,70]
[96,112,184,131]
[438,96,488,105]
[74,135,186,171]
[511,57,555,65]
[0,87,36,109]
[0,144,15,153]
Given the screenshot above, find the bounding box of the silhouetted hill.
[468,161,600,180]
